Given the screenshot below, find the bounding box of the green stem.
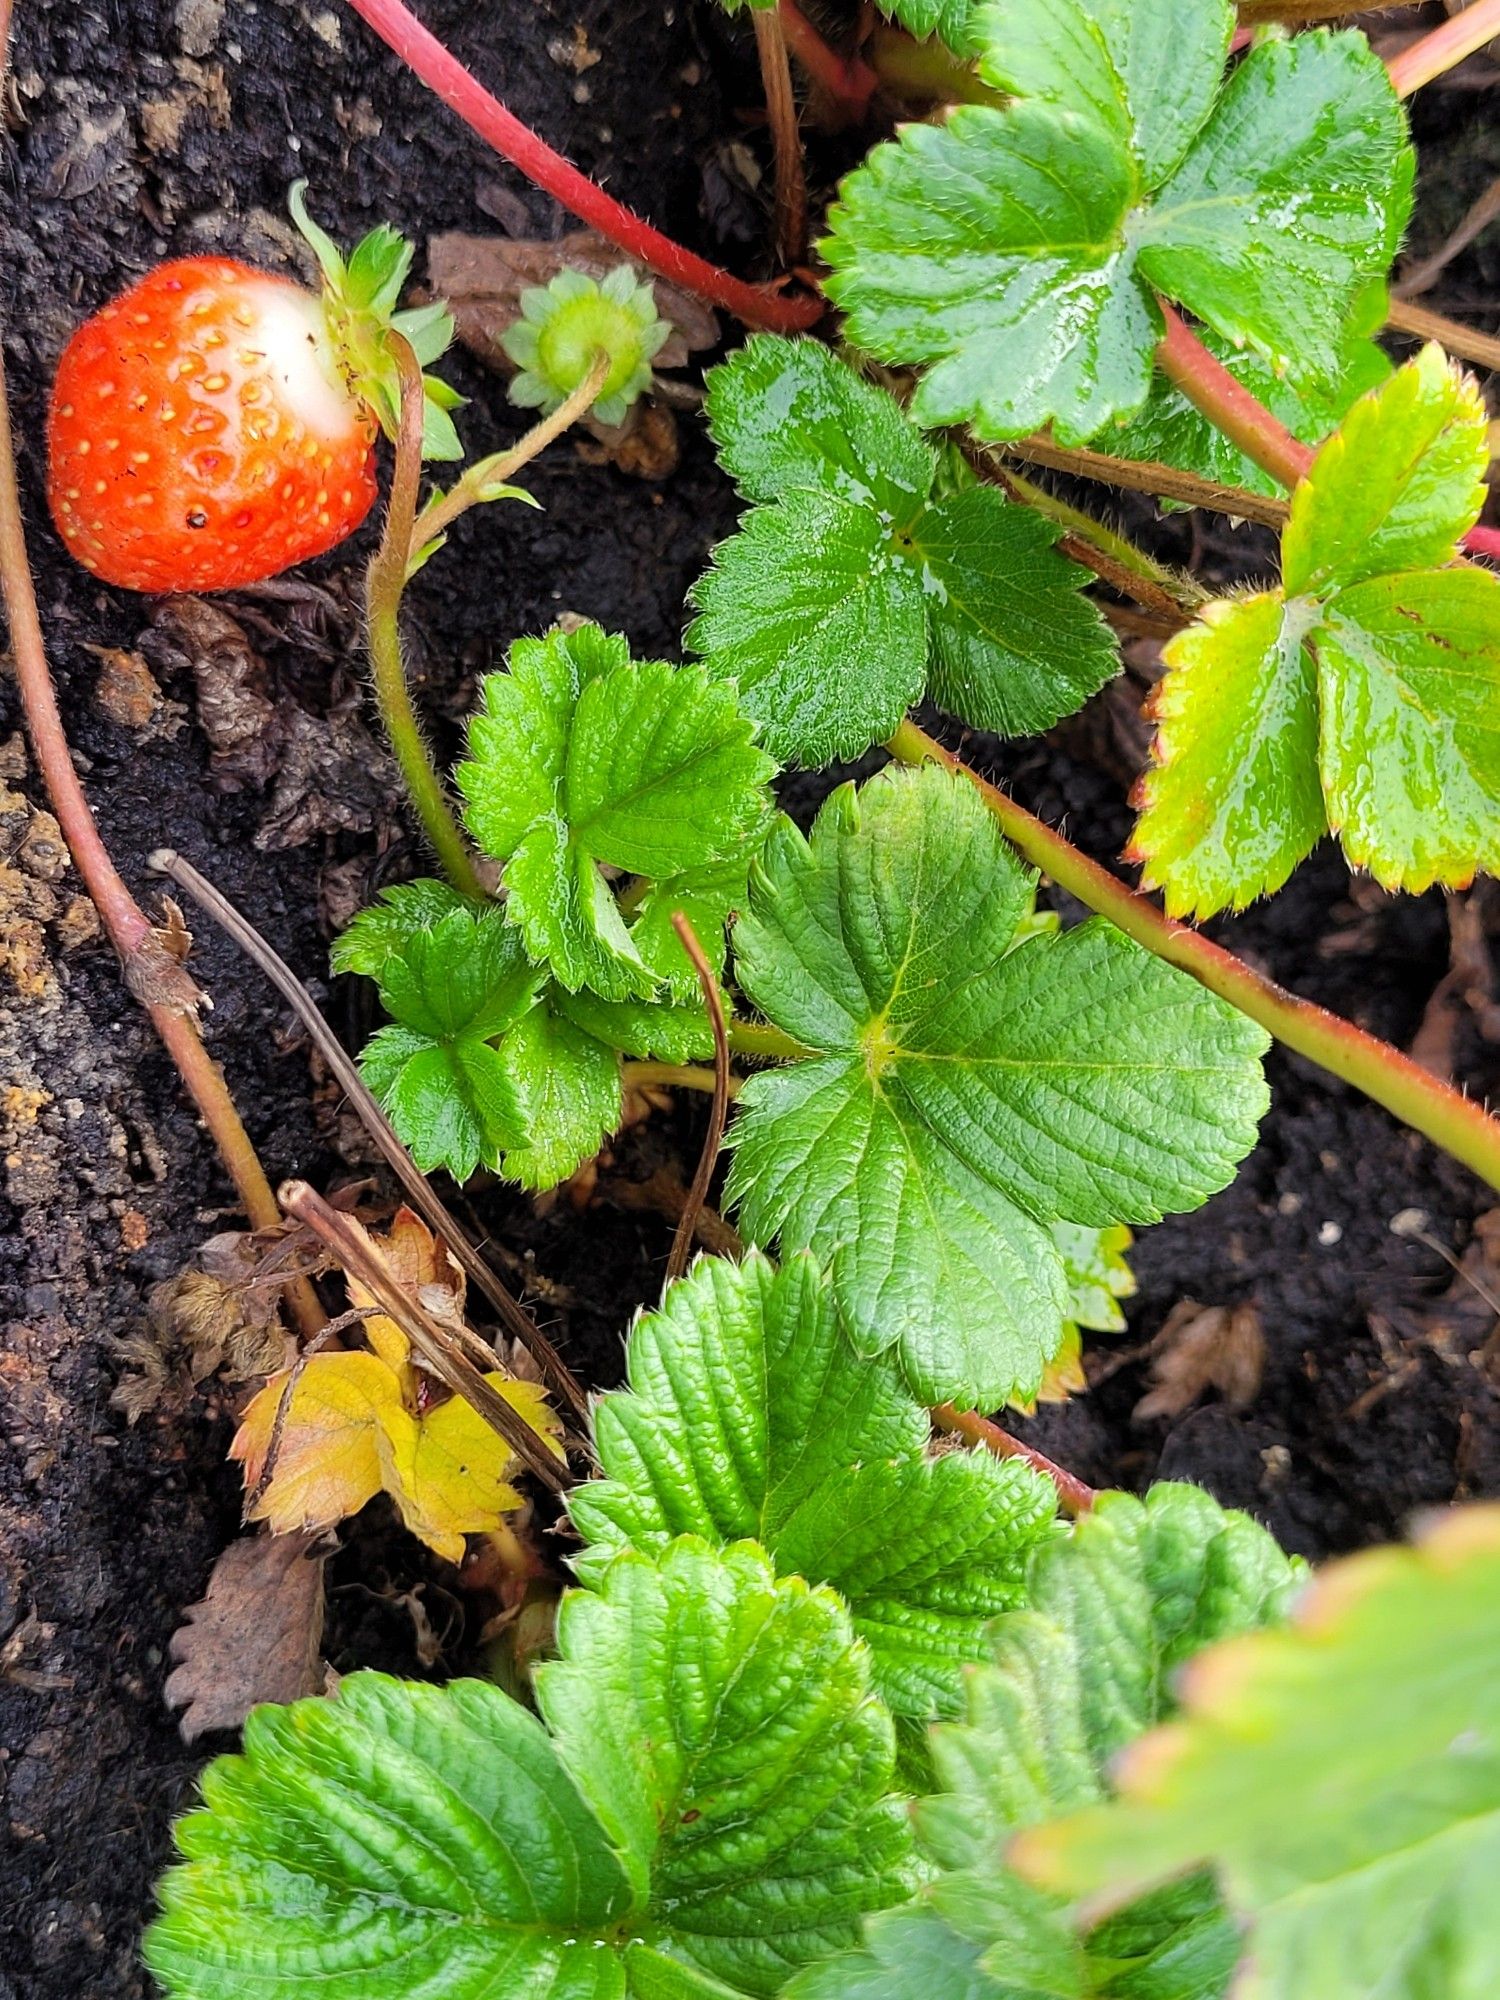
[408,350,610,562]
[726,1017,812,1062]
[998,432,1288,530]
[367,338,486,899]
[624,1060,741,1098]
[864,20,1004,105]
[887,720,1500,1195]
[993,463,1204,608]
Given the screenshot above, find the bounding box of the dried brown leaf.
[164,1531,327,1742]
[1133,1298,1266,1424]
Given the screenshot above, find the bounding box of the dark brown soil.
[1,6,1497,1997]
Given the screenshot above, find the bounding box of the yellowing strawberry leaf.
[1133,349,1500,912]
[1130,594,1326,920]
[458,623,774,997]
[1014,1506,1500,2000]
[726,766,1268,1404]
[143,1541,918,2000]
[1015,1222,1137,1413]
[788,1485,1304,2000]
[823,9,1410,445]
[690,337,1117,764]
[570,1253,1059,1718]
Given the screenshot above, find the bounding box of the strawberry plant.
[11,0,1500,1992]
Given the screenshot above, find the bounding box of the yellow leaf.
[231,1353,389,1536]
[345,1206,466,1379]
[232,1346,562,1562]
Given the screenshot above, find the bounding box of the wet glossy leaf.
[1133,349,1500,910]
[1014,1506,1500,2000]
[691,337,1117,763]
[726,766,1268,1403]
[823,10,1410,444]
[146,1540,914,1999]
[570,1253,1059,1717]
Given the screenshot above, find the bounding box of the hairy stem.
[998,433,1288,530]
[778,0,879,119]
[1386,294,1500,375]
[726,1017,813,1062]
[1156,304,1313,489]
[887,721,1500,1195]
[624,1061,742,1099]
[0,255,324,1339]
[986,461,1206,614]
[1387,0,1500,95]
[932,1405,1096,1517]
[340,0,821,331]
[753,7,808,267]
[409,350,610,561]
[664,914,732,1285]
[367,339,486,898]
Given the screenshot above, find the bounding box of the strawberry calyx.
[289,181,464,461]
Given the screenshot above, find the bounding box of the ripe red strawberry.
[48,190,461,595]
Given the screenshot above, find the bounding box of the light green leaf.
[570,1253,1059,1717]
[497,997,623,1191]
[911,486,1118,736]
[357,906,542,1180]
[1130,593,1327,920]
[822,13,1410,444]
[877,0,980,54]
[1014,1506,1500,2000]
[704,331,934,516]
[146,1540,915,2000]
[556,986,714,1062]
[790,1485,1303,2000]
[726,767,1267,1403]
[1315,568,1500,893]
[1052,1221,1135,1338]
[629,854,755,1001]
[329,877,477,979]
[688,490,929,765]
[1282,342,1490,595]
[459,624,773,995]
[540,1540,916,1994]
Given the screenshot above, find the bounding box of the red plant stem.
[932,1405,1096,1517]
[888,721,1500,1196]
[1388,0,1500,95]
[778,0,878,119]
[0,337,324,1338]
[339,0,822,332]
[1157,305,1313,488]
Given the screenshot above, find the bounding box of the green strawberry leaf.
[690,337,1118,764]
[877,0,980,54]
[555,986,714,1063]
[1132,349,1500,912]
[628,855,756,1001]
[1130,594,1327,919]
[495,994,624,1191]
[1281,340,1490,596]
[145,1539,916,2000]
[789,1485,1304,2000]
[1053,1221,1135,1339]
[726,766,1268,1403]
[823,9,1410,445]
[569,1252,1060,1718]
[1014,1506,1500,2000]
[458,623,774,997]
[329,877,478,979]
[358,905,541,1180]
